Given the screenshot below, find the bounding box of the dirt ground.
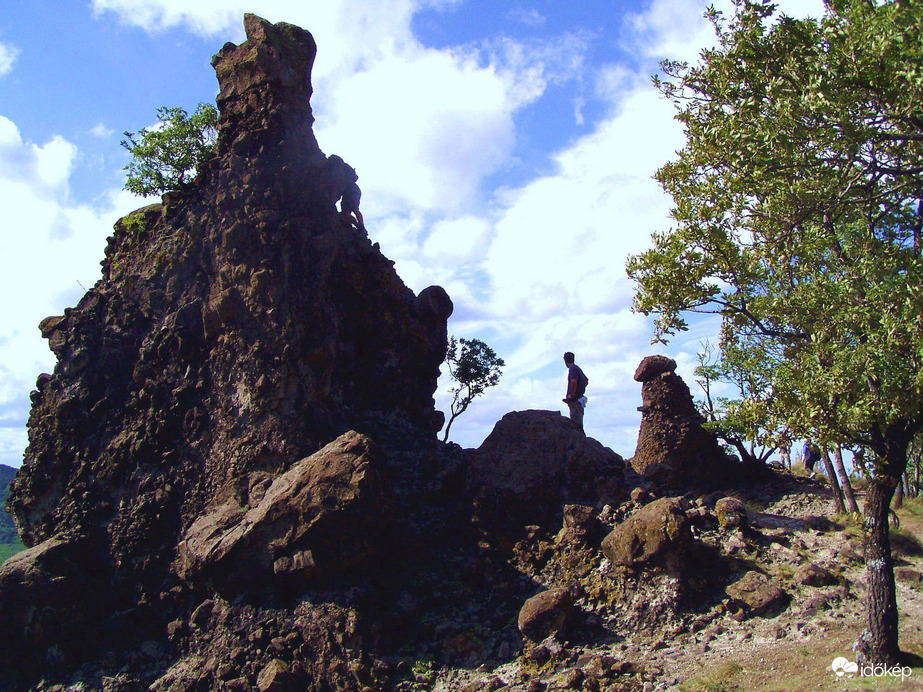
[437,479,923,692]
[653,489,923,692]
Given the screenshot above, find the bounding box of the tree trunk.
[855,426,915,667]
[893,480,904,510]
[832,445,860,514]
[855,475,901,666]
[822,448,847,515]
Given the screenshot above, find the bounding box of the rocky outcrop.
[725,570,788,616]
[630,355,735,489]
[3,14,452,683]
[468,410,628,547]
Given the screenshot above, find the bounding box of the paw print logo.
[832,657,859,677]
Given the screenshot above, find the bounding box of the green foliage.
[628,0,923,462]
[442,336,505,443]
[695,338,789,466]
[122,103,218,197]
[0,542,23,566]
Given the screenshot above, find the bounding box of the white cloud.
[89,123,115,138]
[479,84,683,326]
[0,117,77,195]
[0,42,19,77]
[315,47,517,215]
[422,216,491,265]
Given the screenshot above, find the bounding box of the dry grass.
[679,662,743,692]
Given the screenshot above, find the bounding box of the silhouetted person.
[328,155,365,231]
[563,351,588,432]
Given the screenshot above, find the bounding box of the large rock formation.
[468,410,628,547]
[3,14,452,684]
[629,355,735,489]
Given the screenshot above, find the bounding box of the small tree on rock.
[122,103,218,197]
[442,337,504,443]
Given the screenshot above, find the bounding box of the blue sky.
[0,0,826,467]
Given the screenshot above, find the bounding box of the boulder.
[468,410,626,546]
[177,431,384,587]
[633,355,676,382]
[518,588,574,641]
[601,497,691,569]
[558,504,603,544]
[0,534,112,673]
[794,563,838,587]
[257,659,299,692]
[715,497,748,529]
[726,571,787,615]
[895,567,923,584]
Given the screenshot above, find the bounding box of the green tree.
[693,338,788,468]
[121,103,218,197]
[442,337,505,443]
[627,0,923,665]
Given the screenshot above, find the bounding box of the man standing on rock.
[563,351,588,433]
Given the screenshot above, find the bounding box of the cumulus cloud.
[315,46,517,215]
[0,42,19,77]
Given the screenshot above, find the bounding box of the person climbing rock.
[329,155,365,231]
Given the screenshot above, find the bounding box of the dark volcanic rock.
[633,355,676,383]
[468,410,628,547]
[518,588,574,641]
[725,570,788,616]
[629,355,734,489]
[177,431,384,589]
[0,534,113,679]
[2,14,452,683]
[601,497,691,570]
[715,497,748,529]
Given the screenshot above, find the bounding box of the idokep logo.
[831,656,913,681]
[831,657,858,677]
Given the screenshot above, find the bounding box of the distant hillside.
[0,464,20,544]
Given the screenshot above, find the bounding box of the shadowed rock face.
[468,410,628,547]
[3,14,451,678]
